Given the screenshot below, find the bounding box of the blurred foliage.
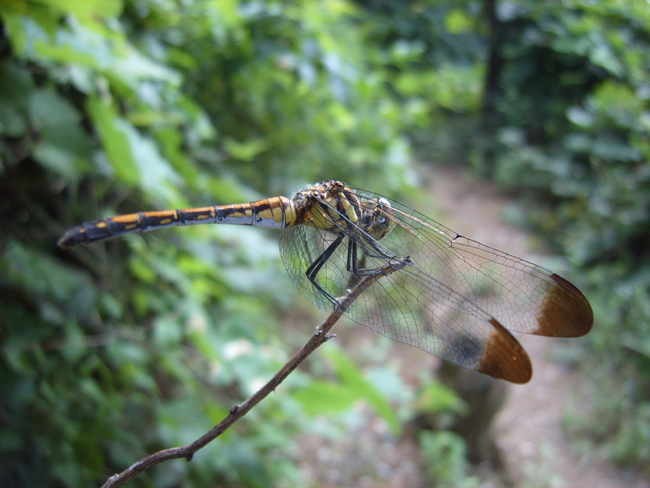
[472,0,650,473]
[2,0,650,486]
[356,0,650,476]
[420,431,479,488]
[358,0,487,162]
[0,0,417,487]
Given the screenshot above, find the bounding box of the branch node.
[323,333,337,343]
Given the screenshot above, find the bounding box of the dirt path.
[426,165,650,488]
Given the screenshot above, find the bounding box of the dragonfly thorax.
[293,181,395,242]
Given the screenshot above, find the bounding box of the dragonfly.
[58,180,593,383]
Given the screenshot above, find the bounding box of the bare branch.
[101,257,410,488]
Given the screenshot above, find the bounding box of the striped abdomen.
[58,196,297,248]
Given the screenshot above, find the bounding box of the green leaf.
[86,94,139,185]
[0,60,34,107]
[445,9,474,34]
[413,382,468,416]
[153,127,199,185]
[110,49,181,87]
[0,100,27,136]
[1,5,57,56]
[223,137,269,162]
[293,379,364,415]
[28,87,93,179]
[123,122,181,203]
[28,0,124,22]
[326,347,400,433]
[420,431,476,487]
[1,240,96,307]
[34,39,100,68]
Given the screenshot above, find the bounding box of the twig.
[101,257,410,488]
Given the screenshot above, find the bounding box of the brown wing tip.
[535,274,593,338]
[477,318,532,384]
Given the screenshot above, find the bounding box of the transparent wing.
[349,188,593,338]
[278,187,592,383]
[280,222,533,382]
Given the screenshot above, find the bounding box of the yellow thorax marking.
[338,192,359,223]
[308,202,333,229]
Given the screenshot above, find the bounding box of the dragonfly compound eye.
[365,197,396,240]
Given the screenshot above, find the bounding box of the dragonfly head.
[364,197,396,241]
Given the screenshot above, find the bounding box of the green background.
[1,0,649,486]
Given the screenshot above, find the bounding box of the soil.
[296,165,650,488]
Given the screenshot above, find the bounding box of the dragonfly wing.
[279,223,532,383]
[351,260,533,383]
[351,188,593,338]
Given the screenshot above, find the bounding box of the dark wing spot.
[451,335,483,365]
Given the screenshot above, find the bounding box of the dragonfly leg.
[346,237,396,277]
[347,240,376,277]
[305,234,345,305]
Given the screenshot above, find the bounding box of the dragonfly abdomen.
[57,196,297,248]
